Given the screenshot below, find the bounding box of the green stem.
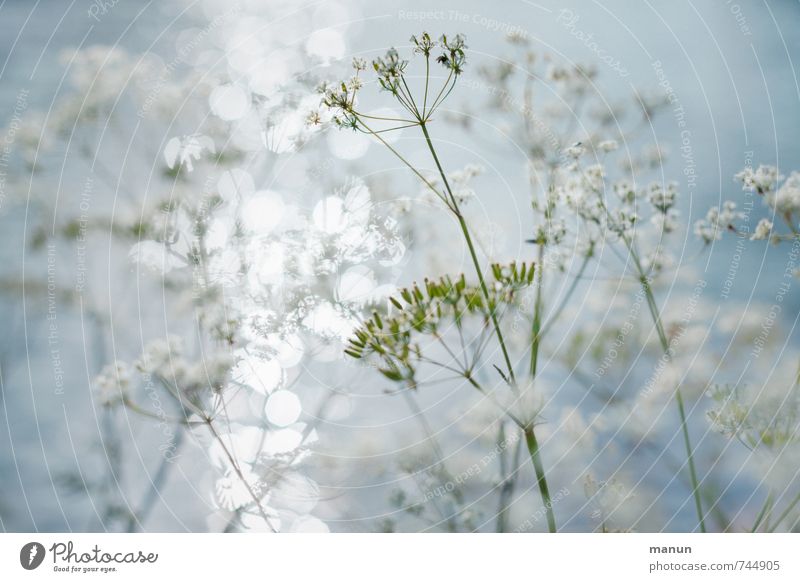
[465,374,557,532]
[523,244,557,532]
[537,249,592,340]
[418,121,517,386]
[768,488,800,532]
[589,187,705,531]
[524,426,557,533]
[529,244,545,377]
[418,120,559,531]
[751,489,774,532]
[422,55,430,118]
[205,418,277,532]
[633,257,707,533]
[355,119,448,207]
[675,388,706,532]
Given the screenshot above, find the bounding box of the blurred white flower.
[751,218,773,241]
[164,134,215,172]
[93,361,131,406]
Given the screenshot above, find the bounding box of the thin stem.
[418,354,468,377]
[674,388,706,532]
[418,121,517,386]
[463,374,525,429]
[424,70,454,120]
[427,79,457,119]
[464,372,556,531]
[628,243,707,533]
[418,119,559,531]
[524,426,557,533]
[767,488,800,532]
[358,123,420,135]
[204,417,277,533]
[401,77,421,117]
[391,84,419,118]
[355,119,450,207]
[433,332,467,374]
[352,110,417,124]
[123,398,199,426]
[751,489,774,532]
[522,245,557,532]
[596,190,707,532]
[423,55,430,118]
[469,319,492,372]
[529,244,545,377]
[537,249,592,339]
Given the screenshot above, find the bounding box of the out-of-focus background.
[1,0,799,532]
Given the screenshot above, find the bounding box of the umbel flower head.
[697,163,800,250]
[435,33,467,74]
[320,32,468,129]
[706,383,800,451]
[345,262,534,386]
[372,48,408,93]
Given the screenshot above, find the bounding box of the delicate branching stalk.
[328,32,562,532]
[346,264,561,530]
[582,175,707,533]
[566,359,731,531]
[204,416,277,533]
[751,490,774,532]
[466,372,555,532]
[537,248,593,340]
[529,244,545,378]
[626,241,707,533]
[767,489,800,532]
[418,121,518,388]
[524,425,557,532]
[522,249,556,531]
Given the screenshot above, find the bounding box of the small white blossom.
[694,201,743,243]
[735,164,781,194]
[612,179,636,204]
[650,208,680,233]
[750,218,773,241]
[584,163,605,189]
[93,361,132,406]
[564,143,585,159]
[767,171,800,214]
[647,181,678,213]
[598,139,618,152]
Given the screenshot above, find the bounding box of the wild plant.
[322,32,713,532]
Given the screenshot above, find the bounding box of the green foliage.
[345,262,535,385]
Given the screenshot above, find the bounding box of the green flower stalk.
[323,34,559,531]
